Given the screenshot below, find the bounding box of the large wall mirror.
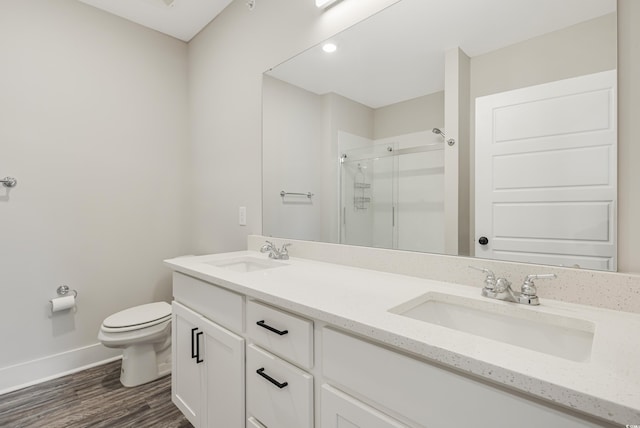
[262,0,618,271]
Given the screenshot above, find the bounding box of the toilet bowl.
[98,302,172,387]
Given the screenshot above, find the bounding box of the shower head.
[432,128,446,139]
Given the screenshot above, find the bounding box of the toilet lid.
[103,302,171,329]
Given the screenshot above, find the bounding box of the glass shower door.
[340,145,396,249]
[339,136,445,253]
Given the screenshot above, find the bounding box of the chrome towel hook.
[1,177,17,188]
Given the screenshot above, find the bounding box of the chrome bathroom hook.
[1,177,17,188]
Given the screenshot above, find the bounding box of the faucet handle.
[280,243,291,257]
[494,277,512,294]
[521,273,557,297]
[260,240,275,254]
[469,266,496,290]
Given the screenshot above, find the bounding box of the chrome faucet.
[260,241,291,260]
[518,274,558,305]
[470,266,556,306]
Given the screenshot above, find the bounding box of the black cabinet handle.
[256,368,288,389]
[256,320,288,336]
[196,331,203,364]
[478,236,489,246]
[191,328,199,359]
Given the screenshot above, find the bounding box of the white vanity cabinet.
[245,300,315,428]
[322,328,608,428]
[171,273,245,428]
[167,261,622,428]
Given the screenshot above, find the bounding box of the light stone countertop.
[165,250,640,425]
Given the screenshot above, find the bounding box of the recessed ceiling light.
[322,43,337,53]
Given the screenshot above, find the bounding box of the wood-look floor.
[0,360,192,428]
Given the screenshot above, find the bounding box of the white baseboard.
[0,343,121,395]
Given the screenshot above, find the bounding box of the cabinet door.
[200,315,245,428]
[172,302,204,427]
[321,385,409,428]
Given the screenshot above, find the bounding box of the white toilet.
[98,302,172,387]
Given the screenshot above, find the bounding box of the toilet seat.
[102,302,171,333]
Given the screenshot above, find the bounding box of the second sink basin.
[206,256,287,273]
[389,292,594,362]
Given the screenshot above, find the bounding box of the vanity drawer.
[172,272,243,333]
[246,344,314,428]
[246,300,313,369]
[322,328,603,428]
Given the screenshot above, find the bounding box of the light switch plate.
[239,206,247,226]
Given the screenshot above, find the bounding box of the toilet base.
[120,343,171,387]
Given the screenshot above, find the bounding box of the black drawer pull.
[256,320,288,336]
[195,331,203,364]
[191,328,199,359]
[256,368,288,389]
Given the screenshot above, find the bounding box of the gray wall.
[262,76,324,242]
[187,0,398,254]
[0,0,189,376]
[617,0,640,273]
[262,76,376,245]
[373,91,445,140]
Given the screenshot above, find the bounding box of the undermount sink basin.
[206,256,286,273]
[389,292,594,362]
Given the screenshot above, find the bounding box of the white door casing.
[475,70,617,271]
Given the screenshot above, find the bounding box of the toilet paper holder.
[57,285,78,298]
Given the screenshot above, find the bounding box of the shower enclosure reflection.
[262,74,447,250]
[339,131,445,253]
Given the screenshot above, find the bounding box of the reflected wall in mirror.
[262,0,618,271]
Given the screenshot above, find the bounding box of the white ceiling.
[78,0,233,42]
[267,0,616,108]
[76,0,616,107]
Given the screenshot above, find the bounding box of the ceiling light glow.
[322,43,337,53]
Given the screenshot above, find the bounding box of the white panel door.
[475,70,616,271]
